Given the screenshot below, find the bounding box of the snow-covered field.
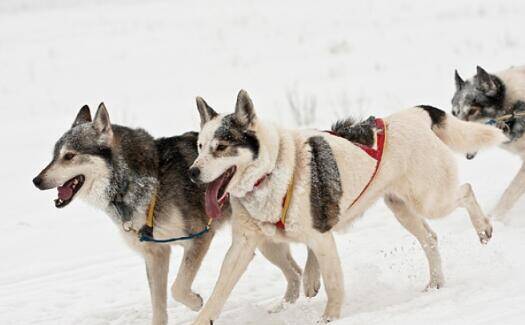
[2,0,525,324]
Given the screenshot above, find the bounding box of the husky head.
[190,90,276,219]
[451,66,506,122]
[33,103,114,209]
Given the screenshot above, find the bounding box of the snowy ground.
[1,0,525,324]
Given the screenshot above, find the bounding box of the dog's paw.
[303,275,321,298]
[317,314,338,324]
[191,319,213,325]
[424,278,444,291]
[186,293,204,311]
[477,219,493,245]
[173,289,203,311]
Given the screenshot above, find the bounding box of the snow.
[1,0,525,324]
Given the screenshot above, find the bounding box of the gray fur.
[33,104,306,325]
[502,101,525,142]
[213,114,260,159]
[196,97,218,128]
[93,102,112,135]
[234,89,256,126]
[451,66,506,120]
[72,105,92,127]
[452,66,525,143]
[331,116,376,146]
[308,136,342,233]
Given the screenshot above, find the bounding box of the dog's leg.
[258,240,302,308]
[303,247,321,298]
[384,195,444,290]
[307,233,344,322]
[143,244,171,325]
[457,183,493,244]
[492,162,525,220]
[171,232,214,311]
[192,225,260,325]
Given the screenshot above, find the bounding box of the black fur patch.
[154,131,219,226]
[502,101,525,142]
[214,114,260,159]
[451,74,506,120]
[331,116,376,146]
[308,136,342,233]
[417,105,446,127]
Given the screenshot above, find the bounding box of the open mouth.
[55,175,85,208]
[205,166,236,219]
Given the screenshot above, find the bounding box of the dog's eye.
[63,153,76,161]
[216,144,228,152]
[198,143,202,150]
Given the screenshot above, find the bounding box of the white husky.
[189,90,506,323]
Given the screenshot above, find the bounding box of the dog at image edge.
[453,65,525,221]
[32,103,310,325]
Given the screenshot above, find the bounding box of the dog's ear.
[72,105,92,127]
[196,96,218,128]
[235,89,256,126]
[93,102,113,142]
[454,70,464,90]
[475,66,497,96]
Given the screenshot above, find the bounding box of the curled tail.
[418,105,507,153]
[330,116,376,146]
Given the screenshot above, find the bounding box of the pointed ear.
[93,102,113,138]
[234,89,256,125]
[72,105,92,127]
[454,70,464,90]
[475,66,497,96]
[196,96,218,128]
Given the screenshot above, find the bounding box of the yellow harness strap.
[145,193,157,228]
[277,172,295,229]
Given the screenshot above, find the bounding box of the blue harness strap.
[139,225,210,243]
[137,192,213,244]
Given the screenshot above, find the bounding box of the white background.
[1,0,525,324]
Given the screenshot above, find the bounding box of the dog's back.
[496,65,525,106]
[381,107,505,218]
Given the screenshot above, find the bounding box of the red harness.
[346,118,386,208]
[251,173,288,229]
[251,118,387,230]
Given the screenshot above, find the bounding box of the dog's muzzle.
[33,175,47,190]
[188,167,201,184]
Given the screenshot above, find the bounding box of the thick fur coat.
[189,90,506,324]
[33,104,304,325]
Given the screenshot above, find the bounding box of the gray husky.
[32,103,305,325]
[452,65,525,220]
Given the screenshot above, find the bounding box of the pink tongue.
[205,175,225,219]
[58,185,73,201]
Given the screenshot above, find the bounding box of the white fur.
[191,105,504,324]
[496,65,525,109]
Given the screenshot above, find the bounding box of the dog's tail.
[417,105,507,153]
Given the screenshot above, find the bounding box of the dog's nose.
[33,176,43,189]
[188,167,201,183]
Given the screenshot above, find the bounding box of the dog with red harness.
[188,90,506,324]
